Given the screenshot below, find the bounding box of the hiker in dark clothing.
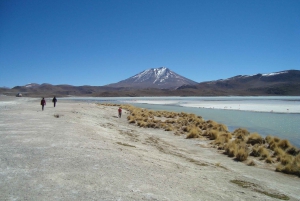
[52,96,57,107]
[41,97,46,111]
[118,107,122,118]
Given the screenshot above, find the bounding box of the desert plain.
[0,95,299,201]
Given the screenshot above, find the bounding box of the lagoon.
[61,96,300,148]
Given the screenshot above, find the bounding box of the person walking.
[52,96,57,107]
[118,107,122,118]
[41,97,46,111]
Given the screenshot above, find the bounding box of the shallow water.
[61,96,300,148]
[130,103,300,147]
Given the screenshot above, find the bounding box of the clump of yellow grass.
[212,123,228,132]
[224,141,238,157]
[206,120,218,129]
[276,154,300,176]
[250,145,270,159]
[213,132,232,147]
[235,146,249,161]
[246,133,264,145]
[203,129,219,140]
[127,115,136,124]
[232,128,250,140]
[186,127,200,139]
[277,139,292,150]
[247,160,256,166]
[224,139,249,161]
[286,146,300,156]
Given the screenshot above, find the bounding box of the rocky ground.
[0,96,299,201]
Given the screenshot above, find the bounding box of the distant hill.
[106,67,198,89]
[2,69,300,97]
[177,70,300,95]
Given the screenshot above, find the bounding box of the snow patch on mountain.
[262,71,288,77]
[25,83,40,88]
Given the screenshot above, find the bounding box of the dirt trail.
[0,96,299,201]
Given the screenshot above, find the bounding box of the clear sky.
[1,0,299,88]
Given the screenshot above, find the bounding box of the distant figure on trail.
[41,97,46,111]
[118,107,122,118]
[52,96,57,107]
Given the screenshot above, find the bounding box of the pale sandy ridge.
[0,96,299,201]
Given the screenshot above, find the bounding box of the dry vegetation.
[98,103,300,177]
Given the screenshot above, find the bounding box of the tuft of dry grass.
[203,129,219,140]
[274,147,285,158]
[250,145,261,157]
[235,147,249,161]
[247,160,256,166]
[127,115,136,124]
[276,154,300,177]
[286,146,300,156]
[181,126,189,132]
[250,145,270,159]
[225,141,238,157]
[280,154,293,166]
[213,124,228,132]
[265,156,273,163]
[247,132,264,145]
[265,135,273,144]
[259,147,270,159]
[277,139,292,150]
[213,133,230,144]
[233,128,250,140]
[206,120,218,129]
[186,127,200,139]
[165,126,173,131]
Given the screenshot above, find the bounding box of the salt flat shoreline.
[0,96,300,200]
[126,99,300,114]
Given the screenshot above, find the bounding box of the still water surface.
[62,96,300,148]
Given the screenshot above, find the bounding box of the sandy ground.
[0,96,300,201]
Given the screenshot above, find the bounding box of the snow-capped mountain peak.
[107,67,198,89]
[25,83,40,88]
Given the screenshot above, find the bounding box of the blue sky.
[1,0,299,88]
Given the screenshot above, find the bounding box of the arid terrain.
[0,96,299,200]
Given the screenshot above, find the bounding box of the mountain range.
[1,68,300,97]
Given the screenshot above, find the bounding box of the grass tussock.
[286,146,300,156]
[247,133,264,145]
[259,147,270,159]
[164,126,174,131]
[236,147,249,161]
[213,132,231,148]
[207,130,220,140]
[186,127,200,139]
[276,154,300,177]
[265,156,273,163]
[247,160,256,166]
[277,139,292,150]
[213,123,228,132]
[225,141,238,157]
[232,128,250,140]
